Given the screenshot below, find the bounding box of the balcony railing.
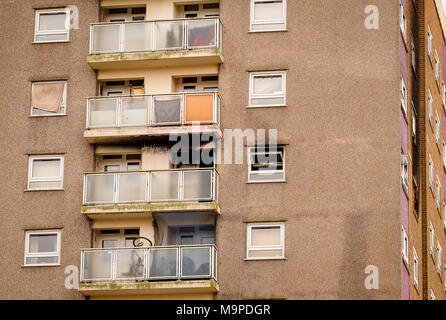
[86,92,220,129]
[90,18,222,55]
[80,245,217,283]
[83,168,219,206]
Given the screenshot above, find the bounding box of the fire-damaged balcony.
[82,168,219,218]
[80,245,217,283]
[79,210,219,298]
[84,92,221,143]
[88,18,223,70]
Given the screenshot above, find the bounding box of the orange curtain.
[32,82,64,113]
[185,94,213,123]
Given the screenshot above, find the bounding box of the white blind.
[32,159,60,178]
[251,226,281,246]
[39,12,67,31]
[254,1,283,21]
[253,75,282,94]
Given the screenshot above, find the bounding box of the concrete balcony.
[88,18,223,70]
[82,168,219,219]
[84,92,221,144]
[79,245,218,299]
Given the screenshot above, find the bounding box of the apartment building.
[1,0,446,300]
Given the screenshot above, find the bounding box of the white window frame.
[413,247,419,289]
[435,50,440,84]
[401,154,409,192]
[430,221,435,257]
[249,71,286,107]
[402,226,409,265]
[30,81,67,116]
[24,229,61,266]
[411,30,416,73]
[436,111,441,147]
[444,201,446,231]
[401,75,407,116]
[429,154,434,191]
[247,146,286,183]
[246,222,285,260]
[27,155,64,190]
[428,25,433,61]
[428,89,433,126]
[437,241,442,274]
[412,102,417,143]
[400,0,407,41]
[437,176,441,212]
[430,289,436,300]
[443,81,446,110]
[34,8,70,43]
[442,141,446,168]
[250,0,286,32]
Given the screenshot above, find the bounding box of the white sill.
[244,257,287,261]
[32,40,70,44]
[246,180,286,184]
[29,114,67,118]
[22,264,61,268]
[248,29,288,33]
[24,188,64,192]
[246,105,287,109]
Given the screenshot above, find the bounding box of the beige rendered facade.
[0,0,445,300]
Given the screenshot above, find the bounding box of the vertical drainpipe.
[418,0,429,300]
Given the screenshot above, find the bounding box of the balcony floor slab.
[81,202,220,219]
[79,279,219,298]
[84,125,222,144]
[87,49,223,70]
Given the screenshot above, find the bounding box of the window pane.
[39,12,67,31]
[32,159,60,178]
[248,249,283,258]
[102,240,118,248]
[253,75,283,94]
[250,97,285,106]
[251,22,286,31]
[254,1,283,21]
[26,256,58,264]
[28,181,62,189]
[35,33,68,42]
[251,226,281,246]
[29,234,57,253]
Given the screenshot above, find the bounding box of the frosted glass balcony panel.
[150,171,179,201]
[92,24,120,53]
[183,170,212,200]
[155,21,184,50]
[123,22,153,52]
[82,250,113,280]
[89,98,118,127]
[118,173,146,202]
[85,174,115,204]
[187,20,216,48]
[121,96,148,126]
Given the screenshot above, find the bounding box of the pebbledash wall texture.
[1,0,445,300]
